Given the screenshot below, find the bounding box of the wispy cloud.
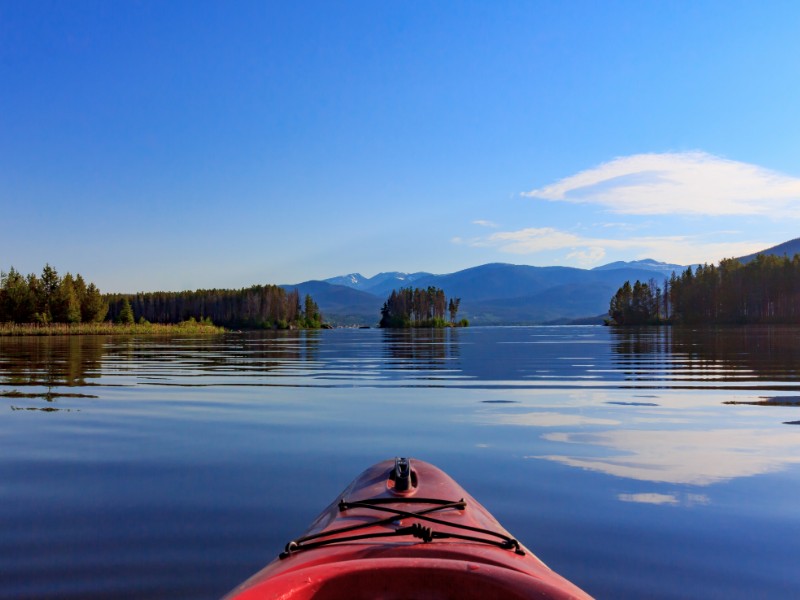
[523,152,800,216]
[473,219,500,228]
[486,227,588,252]
[475,227,766,266]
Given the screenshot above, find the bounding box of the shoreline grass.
[0,321,226,337]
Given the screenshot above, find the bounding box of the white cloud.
[473,219,500,228]
[477,227,767,266]
[566,246,606,265]
[524,151,800,216]
[486,227,585,252]
[594,221,652,231]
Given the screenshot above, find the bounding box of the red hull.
[223,458,593,599]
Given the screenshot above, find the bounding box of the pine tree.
[38,263,60,322]
[117,298,134,324]
[303,294,321,327]
[82,283,108,322]
[54,273,82,323]
[1,268,36,322]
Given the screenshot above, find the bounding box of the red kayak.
[223,458,593,599]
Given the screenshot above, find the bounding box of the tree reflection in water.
[610,325,800,388]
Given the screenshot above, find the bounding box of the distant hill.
[737,237,800,264]
[281,281,384,326]
[287,239,800,326]
[409,263,591,302]
[592,258,687,279]
[287,262,690,326]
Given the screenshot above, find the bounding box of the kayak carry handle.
[394,457,413,492]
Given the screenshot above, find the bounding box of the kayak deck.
[223,458,593,599]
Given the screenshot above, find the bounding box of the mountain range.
[737,237,800,264]
[283,238,799,326]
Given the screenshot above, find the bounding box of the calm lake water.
[2,326,800,599]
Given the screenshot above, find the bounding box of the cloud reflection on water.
[618,493,678,505]
[532,429,800,485]
[484,411,620,427]
[617,492,710,506]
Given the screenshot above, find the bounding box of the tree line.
[609,253,800,325]
[105,285,322,329]
[379,286,466,328]
[0,264,107,324]
[1,264,323,329]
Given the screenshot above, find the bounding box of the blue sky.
[2,1,800,292]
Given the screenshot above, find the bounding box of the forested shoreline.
[379,286,467,328]
[1,265,323,332]
[106,286,322,330]
[609,253,800,325]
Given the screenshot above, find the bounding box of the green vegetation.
[608,253,800,325]
[608,279,665,325]
[2,264,325,334]
[116,298,135,324]
[105,286,324,330]
[379,287,467,328]
[0,319,225,337]
[302,294,322,329]
[0,319,225,336]
[1,264,108,324]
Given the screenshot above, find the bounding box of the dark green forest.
[1,265,322,329]
[105,286,322,329]
[379,286,466,328]
[0,264,107,324]
[609,253,800,325]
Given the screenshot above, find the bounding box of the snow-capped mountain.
[592,258,688,278]
[323,273,369,288]
[323,271,432,296]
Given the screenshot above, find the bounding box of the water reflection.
[617,492,710,506]
[3,326,800,599]
[0,335,105,388]
[618,493,679,505]
[724,396,800,406]
[382,328,460,368]
[380,329,463,382]
[5,328,800,489]
[534,428,800,485]
[473,327,800,490]
[484,411,620,427]
[104,333,313,379]
[3,326,800,393]
[0,330,471,412]
[609,326,800,388]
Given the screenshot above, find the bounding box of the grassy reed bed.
[0,321,226,336]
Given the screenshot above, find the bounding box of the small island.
[379,286,468,328]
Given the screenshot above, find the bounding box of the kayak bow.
[223,457,593,599]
